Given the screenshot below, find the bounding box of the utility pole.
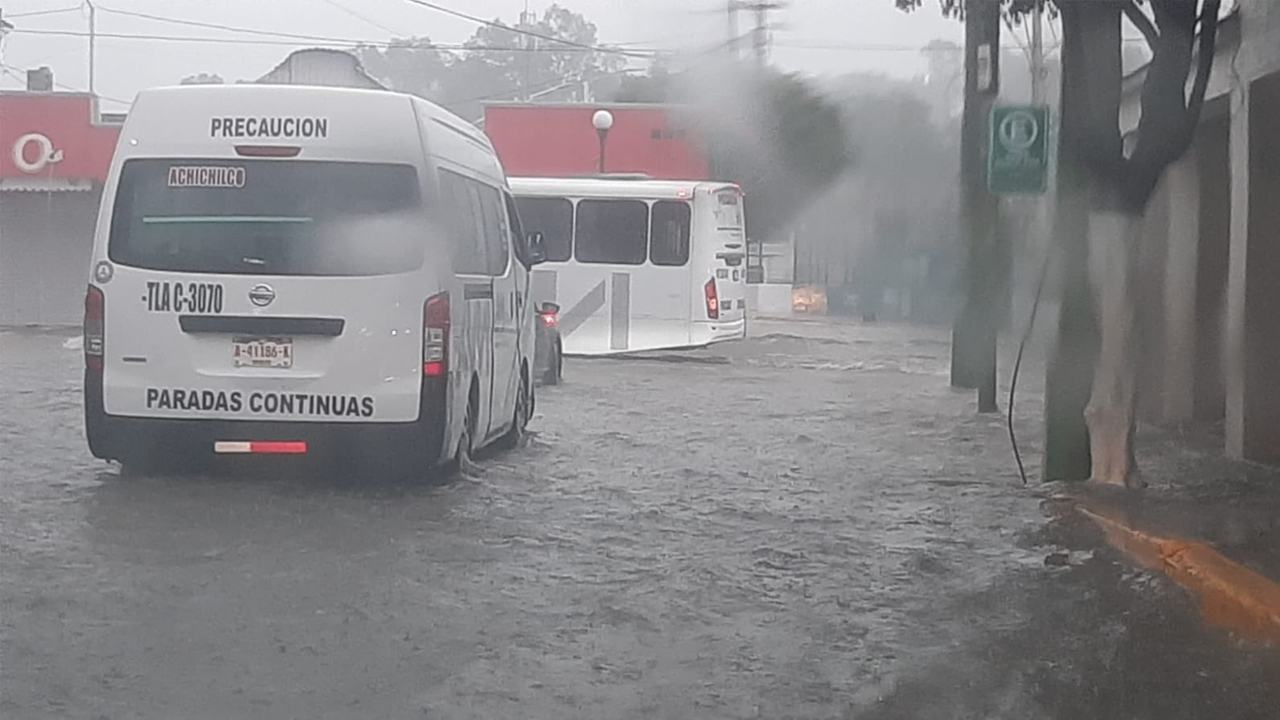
[727,0,740,60]
[1031,0,1045,104]
[520,3,535,100]
[952,0,1002,412]
[85,0,96,95]
[751,1,786,65]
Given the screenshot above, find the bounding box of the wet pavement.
[3,319,1279,719]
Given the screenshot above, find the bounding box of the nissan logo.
[248,284,276,307]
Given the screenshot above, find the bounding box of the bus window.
[650,200,691,267]
[715,191,744,230]
[575,199,648,265]
[515,197,573,262]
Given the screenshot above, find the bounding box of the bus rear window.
[715,191,744,230]
[650,200,691,266]
[514,197,573,263]
[108,159,423,276]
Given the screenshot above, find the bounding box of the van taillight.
[704,278,720,320]
[84,285,105,370]
[423,291,450,377]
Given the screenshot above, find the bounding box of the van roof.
[508,176,739,200]
[120,85,494,170]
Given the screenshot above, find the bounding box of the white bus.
[509,177,747,355]
[84,84,544,474]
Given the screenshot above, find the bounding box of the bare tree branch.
[1121,0,1221,209]
[1122,1,1160,47]
[1185,0,1222,125]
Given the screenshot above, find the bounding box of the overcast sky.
[0,0,961,110]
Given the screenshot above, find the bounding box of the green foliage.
[355,37,449,99]
[615,66,850,241]
[180,73,225,85]
[356,3,621,120]
[896,0,1053,20]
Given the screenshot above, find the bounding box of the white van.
[83,84,545,473]
[510,177,747,355]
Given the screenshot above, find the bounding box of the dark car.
[534,302,563,386]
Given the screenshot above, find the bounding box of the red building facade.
[482,103,709,180]
[0,92,122,326]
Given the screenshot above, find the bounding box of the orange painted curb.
[1078,502,1280,646]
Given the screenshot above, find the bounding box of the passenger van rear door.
[98,157,434,424]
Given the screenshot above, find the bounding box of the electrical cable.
[96,5,378,44]
[398,0,654,59]
[6,6,83,19]
[0,61,131,103]
[1008,247,1052,486]
[316,0,402,36]
[10,27,626,53]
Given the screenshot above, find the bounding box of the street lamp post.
[592,109,614,174]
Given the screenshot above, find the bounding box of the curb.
[1077,500,1280,646]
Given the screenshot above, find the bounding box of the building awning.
[0,177,94,192]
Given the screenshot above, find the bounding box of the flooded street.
[3,320,1279,719]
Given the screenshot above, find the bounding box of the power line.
[0,61,131,104]
[317,0,402,36]
[97,5,380,44]
[773,37,1147,53]
[6,6,82,19]
[10,27,636,53]
[398,0,653,59]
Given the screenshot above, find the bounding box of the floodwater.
[3,320,1279,719]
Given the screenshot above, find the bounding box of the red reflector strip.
[214,441,307,454]
[424,361,446,377]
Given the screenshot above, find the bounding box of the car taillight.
[704,278,719,320]
[423,291,449,377]
[84,285,104,370]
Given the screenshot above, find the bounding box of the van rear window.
[108,159,423,276]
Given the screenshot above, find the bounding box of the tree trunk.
[1085,210,1143,487]
[1043,0,1119,481]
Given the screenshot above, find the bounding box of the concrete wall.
[1239,0,1280,81]
[1194,115,1231,422]
[1225,70,1280,462]
[0,190,101,326]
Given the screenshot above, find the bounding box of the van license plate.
[233,337,293,368]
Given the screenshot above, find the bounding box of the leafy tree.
[180,73,224,85]
[794,73,960,320]
[356,4,624,120]
[614,65,850,243]
[356,37,449,99]
[896,0,1223,486]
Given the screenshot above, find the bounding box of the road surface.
[3,320,1278,719]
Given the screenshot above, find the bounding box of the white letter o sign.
[12,133,61,174]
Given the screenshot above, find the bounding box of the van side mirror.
[525,231,547,265]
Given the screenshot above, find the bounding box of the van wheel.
[498,371,531,451]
